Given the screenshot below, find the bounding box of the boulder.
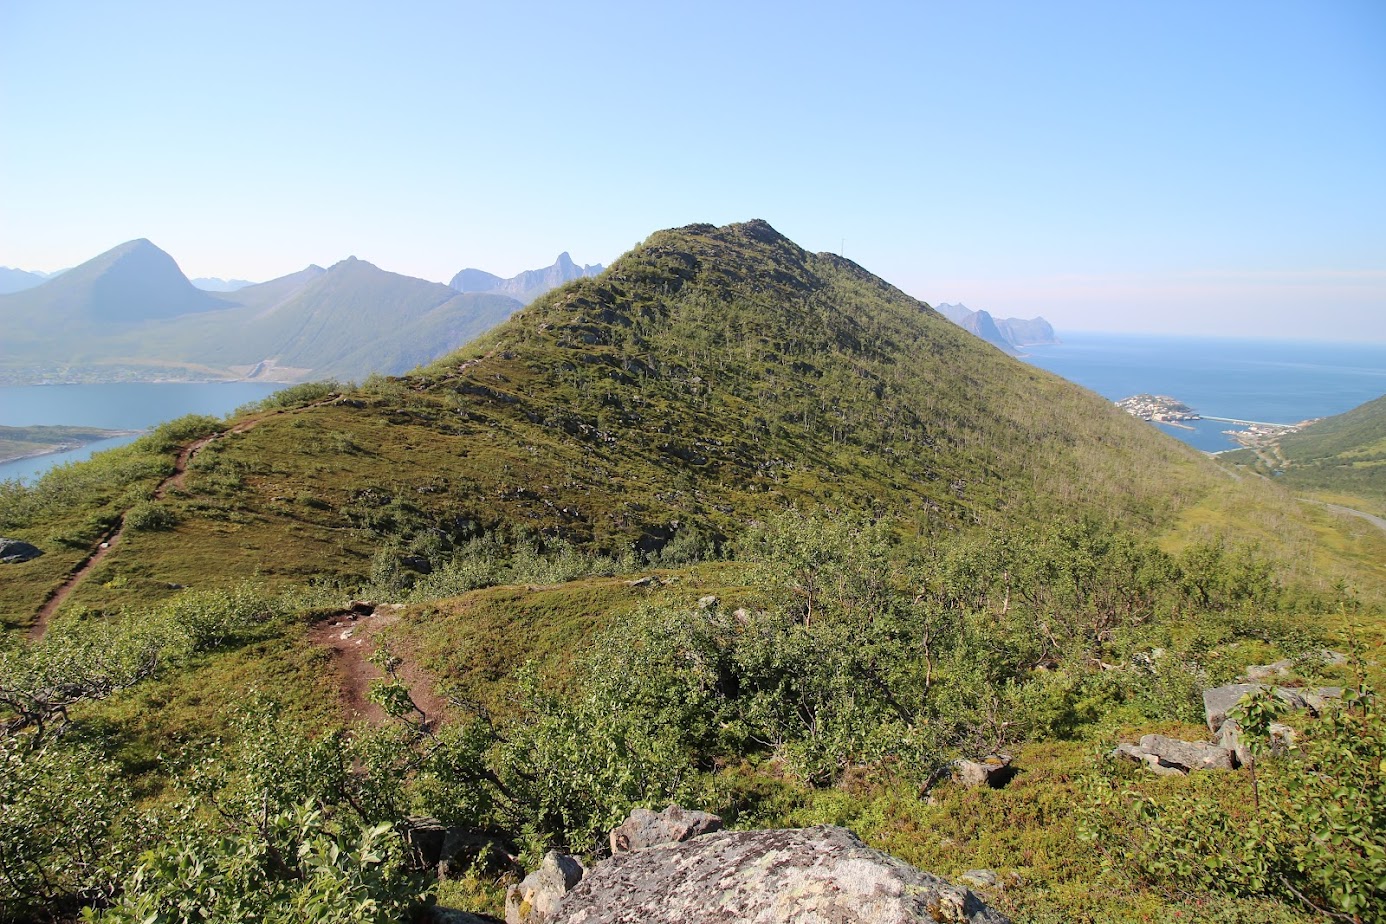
[1202,683,1263,732]
[1304,687,1344,714]
[697,595,719,609]
[505,850,585,924]
[1136,734,1236,772]
[402,816,449,869]
[1203,683,1315,732]
[1110,742,1200,777]
[959,869,999,889]
[0,538,42,564]
[1213,720,1252,768]
[953,755,1015,789]
[550,825,1008,923]
[609,805,722,854]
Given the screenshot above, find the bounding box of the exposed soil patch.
[308,603,450,728]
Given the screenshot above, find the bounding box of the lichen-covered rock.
[505,850,584,924]
[551,824,1009,923]
[609,805,722,854]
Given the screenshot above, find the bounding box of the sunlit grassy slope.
[0,219,1265,617]
[7,220,1384,625]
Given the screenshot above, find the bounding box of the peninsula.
[0,424,139,464]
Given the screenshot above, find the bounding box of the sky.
[1,0,1383,339]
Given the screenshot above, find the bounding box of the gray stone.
[1137,734,1236,772]
[0,538,42,564]
[1203,683,1264,732]
[1214,720,1252,768]
[1268,722,1297,754]
[1305,687,1344,714]
[1245,659,1294,682]
[551,825,1009,923]
[609,805,723,854]
[1109,742,1197,777]
[959,869,999,888]
[431,910,501,924]
[505,850,584,924]
[697,595,720,609]
[953,755,1015,788]
[626,575,660,588]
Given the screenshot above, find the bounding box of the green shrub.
[124,502,178,532]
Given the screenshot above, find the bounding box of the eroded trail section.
[308,603,450,728]
[28,398,339,641]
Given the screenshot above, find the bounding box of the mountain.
[934,302,1057,351]
[450,252,604,304]
[0,244,521,383]
[191,276,256,292]
[100,258,524,381]
[0,239,229,326]
[4,220,1382,924]
[963,308,1019,355]
[996,315,1056,346]
[0,266,49,294]
[11,219,1231,600]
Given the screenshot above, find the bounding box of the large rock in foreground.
[549,824,1008,924]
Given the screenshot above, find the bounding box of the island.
[1116,394,1200,428]
[0,424,142,464]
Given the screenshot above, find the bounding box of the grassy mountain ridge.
[3,222,1384,923]
[4,220,1254,617]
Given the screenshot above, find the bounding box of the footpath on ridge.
[27,399,333,640]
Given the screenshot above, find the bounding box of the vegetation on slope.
[1226,393,1386,514]
[1,221,1383,922]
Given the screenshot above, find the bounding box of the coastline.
[0,430,146,466]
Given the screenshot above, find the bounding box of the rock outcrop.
[1112,734,1236,775]
[0,538,41,563]
[609,805,722,854]
[506,850,585,924]
[549,824,1008,924]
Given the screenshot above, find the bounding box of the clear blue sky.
[2,0,1383,339]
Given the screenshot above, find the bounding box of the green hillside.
[1,221,1383,923]
[1231,394,1386,513]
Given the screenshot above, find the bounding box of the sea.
[1021,333,1386,452]
[0,382,284,483]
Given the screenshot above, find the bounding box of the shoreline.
[0,430,146,466]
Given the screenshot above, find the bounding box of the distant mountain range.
[0,244,609,384]
[191,276,256,292]
[0,266,61,295]
[450,252,604,304]
[934,303,1057,354]
[0,241,523,383]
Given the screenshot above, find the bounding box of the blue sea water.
[1021,333,1386,452]
[0,382,284,483]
